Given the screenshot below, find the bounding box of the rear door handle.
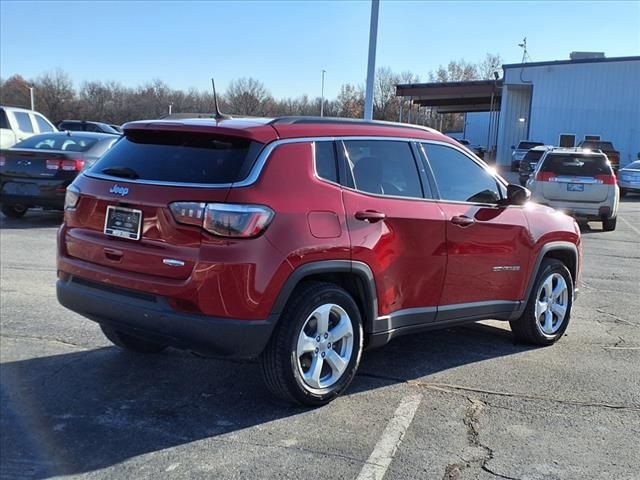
[355,210,386,223]
[450,215,475,227]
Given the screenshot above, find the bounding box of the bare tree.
[0,75,33,108]
[478,53,503,80]
[33,69,75,122]
[225,77,272,116]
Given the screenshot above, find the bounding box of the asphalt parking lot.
[1,197,639,480]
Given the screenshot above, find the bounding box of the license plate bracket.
[567,183,584,192]
[104,206,142,240]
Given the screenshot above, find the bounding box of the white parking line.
[355,394,423,480]
[620,216,640,236]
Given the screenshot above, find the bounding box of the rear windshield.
[90,130,264,184]
[13,134,99,152]
[541,154,612,176]
[517,141,543,150]
[524,149,545,161]
[580,141,614,151]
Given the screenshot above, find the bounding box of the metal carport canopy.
[395,79,503,114]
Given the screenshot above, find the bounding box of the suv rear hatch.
[536,153,615,203]
[64,126,268,280]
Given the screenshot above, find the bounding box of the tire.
[602,216,617,232]
[1,204,28,219]
[100,324,167,353]
[510,259,573,346]
[620,189,627,198]
[260,281,363,406]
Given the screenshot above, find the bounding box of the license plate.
[567,183,584,192]
[104,206,142,240]
[2,182,39,196]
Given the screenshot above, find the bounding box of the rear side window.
[14,112,34,132]
[0,109,8,129]
[314,141,338,183]
[342,140,423,199]
[541,154,613,177]
[91,131,264,184]
[34,115,54,133]
[422,143,502,204]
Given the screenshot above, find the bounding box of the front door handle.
[355,210,386,223]
[450,215,475,227]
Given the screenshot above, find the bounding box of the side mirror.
[505,183,531,205]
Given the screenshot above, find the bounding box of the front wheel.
[510,259,573,345]
[261,281,363,406]
[1,204,28,218]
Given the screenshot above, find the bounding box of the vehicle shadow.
[0,322,531,478]
[0,210,63,230]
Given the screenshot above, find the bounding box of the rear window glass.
[14,134,99,151]
[524,150,545,161]
[541,154,612,176]
[90,131,264,184]
[517,141,543,150]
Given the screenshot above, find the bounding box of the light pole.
[168,103,173,116]
[28,87,34,111]
[320,69,326,117]
[363,0,380,120]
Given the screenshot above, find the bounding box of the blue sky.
[1,1,639,99]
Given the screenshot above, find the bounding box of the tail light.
[0,155,5,167]
[595,174,616,185]
[64,185,81,209]
[535,171,557,182]
[46,159,85,171]
[170,202,274,238]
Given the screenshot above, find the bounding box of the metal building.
[396,54,640,168]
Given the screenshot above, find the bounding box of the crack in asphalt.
[356,372,640,411]
[0,333,89,350]
[595,309,639,328]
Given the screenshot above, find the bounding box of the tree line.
[0,53,501,132]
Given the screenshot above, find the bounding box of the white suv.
[528,148,619,231]
[0,106,57,149]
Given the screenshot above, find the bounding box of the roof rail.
[269,116,439,133]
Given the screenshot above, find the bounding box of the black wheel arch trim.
[514,241,579,318]
[268,260,378,334]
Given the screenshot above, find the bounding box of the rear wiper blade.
[101,166,139,179]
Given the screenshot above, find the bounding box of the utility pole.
[320,69,326,117]
[363,0,379,120]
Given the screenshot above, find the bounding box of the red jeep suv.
[57,117,582,406]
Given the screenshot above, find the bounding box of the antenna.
[518,37,531,63]
[211,78,230,120]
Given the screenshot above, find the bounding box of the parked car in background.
[56,116,581,406]
[456,138,486,158]
[618,159,640,197]
[528,147,619,231]
[0,132,119,218]
[109,124,123,134]
[518,145,553,185]
[511,140,544,171]
[577,140,620,171]
[0,106,57,149]
[58,120,121,135]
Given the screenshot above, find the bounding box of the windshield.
[541,154,612,177]
[524,150,546,161]
[90,130,264,184]
[13,134,100,152]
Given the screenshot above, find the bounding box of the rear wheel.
[261,281,363,406]
[100,325,167,353]
[1,204,28,219]
[602,216,617,232]
[510,259,572,345]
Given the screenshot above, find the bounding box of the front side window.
[0,109,9,129]
[422,143,502,204]
[34,114,54,132]
[342,140,423,199]
[314,141,338,183]
[14,112,34,133]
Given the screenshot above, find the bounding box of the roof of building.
[503,55,640,70]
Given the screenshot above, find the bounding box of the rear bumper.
[56,276,276,359]
[0,192,65,209]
